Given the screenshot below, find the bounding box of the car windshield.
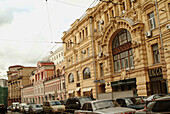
[79,97,92,105]
[94,100,113,110]
[34,105,41,108]
[112,100,120,107]
[50,101,61,106]
[130,97,144,104]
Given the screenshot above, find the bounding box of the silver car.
[75,99,136,114]
[136,96,170,114]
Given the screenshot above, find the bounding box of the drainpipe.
[155,0,168,93]
[90,16,98,99]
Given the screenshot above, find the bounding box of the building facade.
[7,65,36,106]
[62,0,170,99]
[0,79,8,107]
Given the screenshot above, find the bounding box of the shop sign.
[148,67,162,77]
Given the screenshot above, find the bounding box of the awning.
[111,78,136,87]
[76,88,80,91]
[68,90,74,94]
[82,87,92,92]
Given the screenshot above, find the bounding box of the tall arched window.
[68,73,74,83]
[83,67,91,80]
[112,29,134,72]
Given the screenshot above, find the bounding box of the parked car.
[60,100,67,105]
[136,96,170,114]
[11,102,19,112]
[43,100,65,113]
[22,105,30,113]
[143,94,165,101]
[7,105,12,110]
[0,104,7,114]
[116,96,145,110]
[19,103,27,112]
[65,97,92,113]
[29,104,43,114]
[75,99,136,114]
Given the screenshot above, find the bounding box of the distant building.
[7,65,36,106]
[0,79,8,107]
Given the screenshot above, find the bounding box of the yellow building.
[7,65,36,106]
[62,0,170,99]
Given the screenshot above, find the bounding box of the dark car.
[0,104,7,114]
[116,96,145,110]
[136,96,170,113]
[60,100,67,105]
[65,97,92,113]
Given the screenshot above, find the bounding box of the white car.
[75,99,136,114]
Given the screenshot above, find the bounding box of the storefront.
[147,67,167,95]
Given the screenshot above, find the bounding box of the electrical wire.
[54,0,86,8]
[45,0,53,43]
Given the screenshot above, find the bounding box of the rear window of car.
[79,97,92,105]
[152,100,170,112]
[50,101,61,106]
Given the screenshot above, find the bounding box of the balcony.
[23,83,33,88]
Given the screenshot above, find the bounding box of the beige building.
[62,0,170,99]
[7,65,36,106]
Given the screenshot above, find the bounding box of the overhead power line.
[54,0,87,8]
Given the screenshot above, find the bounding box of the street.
[6,111,21,114]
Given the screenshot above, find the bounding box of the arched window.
[83,67,91,79]
[68,73,74,83]
[57,69,60,76]
[112,29,134,72]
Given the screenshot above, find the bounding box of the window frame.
[148,12,156,30]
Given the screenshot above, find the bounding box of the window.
[68,73,74,83]
[75,36,77,44]
[111,9,114,17]
[85,27,88,37]
[76,54,78,62]
[77,71,80,81]
[87,48,90,57]
[152,44,160,63]
[83,67,91,79]
[106,13,109,23]
[112,30,134,72]
[82,30,85,39]
[98,21,100,31]
[81,51,84,59]
[148,12,156,30]
[100,63,104,76]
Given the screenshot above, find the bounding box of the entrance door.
[147,76,167,95]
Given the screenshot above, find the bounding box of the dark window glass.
[68,73,74,83]
[100,63,104,76]
[112,30,133,72]
[152,100,170,112]
[83,67,91,80]
[148,12,156,30]
[152,44,160,63]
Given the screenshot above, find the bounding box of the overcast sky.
[0,0,99,79]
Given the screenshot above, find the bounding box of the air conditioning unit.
[145,30,152,38]
[98,51,103,58]
[166,24,170,30]
[99,20,104,25]
[131,0,136,2]
[82,49,86,54]
[122,10,126,14]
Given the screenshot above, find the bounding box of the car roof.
[156,95,170,100]
[83,99,112,104]
[116,96,143,99]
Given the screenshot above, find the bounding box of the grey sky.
[0,0,98,79]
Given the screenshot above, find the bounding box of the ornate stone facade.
[62,0,170,99]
